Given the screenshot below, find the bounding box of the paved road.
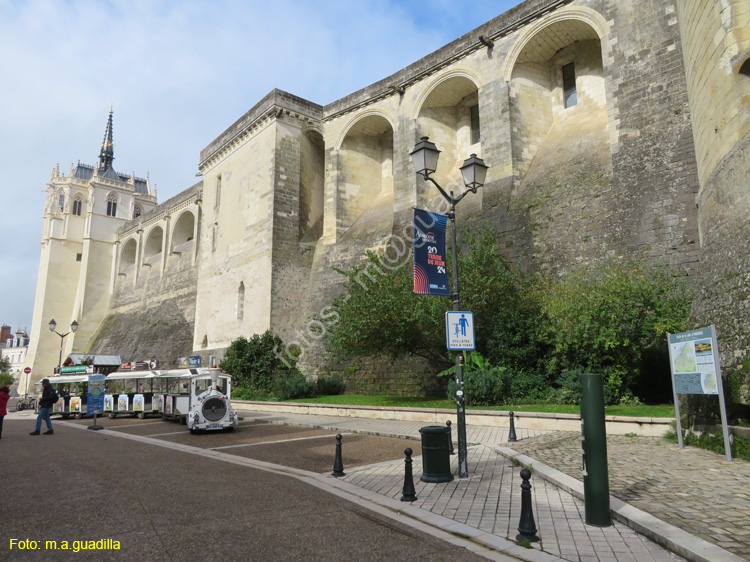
[0,415,495,562]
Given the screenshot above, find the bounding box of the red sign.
[24,367,31,374]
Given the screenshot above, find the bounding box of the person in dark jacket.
[30,378,56,435]
[0,385,9,438]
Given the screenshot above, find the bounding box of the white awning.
[106,371,158,380]
[37,375,89,384]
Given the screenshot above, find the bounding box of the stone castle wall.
[77,0,750,396]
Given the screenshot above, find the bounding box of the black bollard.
[508,411,517,442]
[400,448,417,502]
[446,420,455,455]
[516,468,540,542]
[332,433,345,477]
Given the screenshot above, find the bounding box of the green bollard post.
[580,373,612,527]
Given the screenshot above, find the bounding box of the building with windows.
[23,0,750,396]
[1,328,30,394]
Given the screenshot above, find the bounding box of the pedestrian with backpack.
[30,378,57,435]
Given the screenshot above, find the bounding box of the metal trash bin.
[419,425,454,483]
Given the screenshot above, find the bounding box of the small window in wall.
[58,192,65,211]
[740,58,750,77]
[106,192,118,217]
[562,62,577,108]
[237,282,245,321]
[470,105,481,144]
[76,253,82,262]
[212,223,218,252]
[133,204,142,219]
[201,335,208,349]
[72,196,83,216]
[215,174,222,210]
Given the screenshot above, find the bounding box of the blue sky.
[0,0,523,334]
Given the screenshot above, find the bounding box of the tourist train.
[35,367,239,433]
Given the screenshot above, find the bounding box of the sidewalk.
[240,407,747,562]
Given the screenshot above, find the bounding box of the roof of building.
[69,111,149,194]
[67,354,122,366]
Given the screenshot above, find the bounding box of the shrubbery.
[220,330,346,401]
[316,376,344,396]
[271,372,316,400]
[219,330,285,391]
[325,225,692,406]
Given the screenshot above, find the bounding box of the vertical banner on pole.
[413,209,450,296]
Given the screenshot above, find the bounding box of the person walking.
[30,378,56,435]
[0,385,9,438]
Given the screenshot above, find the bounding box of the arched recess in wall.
[143,226,164,265]
[415,75,480,208]
[170,210,195,255]
[119,238,138,275]
[507,15,610,184]
[336,113,395,233]
[299,129,325,244]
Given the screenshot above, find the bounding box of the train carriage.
[37,375,90,418]
[104,371,160,419]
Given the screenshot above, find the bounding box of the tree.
[0,372,13,387]
[322,226,535,371]
[219,331,287,390]
[0,356,9,373]
[539,259,691,395]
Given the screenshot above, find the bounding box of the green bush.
[507,370,552,403]
[447,365,510,406]
[316,376,344,396]
[539,259,691,397]
[272,372,316,400]
[219,330,287,391]
[0,372,14,387]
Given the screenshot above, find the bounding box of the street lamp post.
[48,319,78,374]
[410,136,488,478]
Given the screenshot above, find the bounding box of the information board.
[87,375,106,415]
[668,327,719,395]
[667,325,731,461]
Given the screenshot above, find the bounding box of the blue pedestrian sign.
[446,311,475,350]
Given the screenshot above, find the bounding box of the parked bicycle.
[15,395,37,411]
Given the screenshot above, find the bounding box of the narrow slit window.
[72,196,83,216]
[562,62,577,108]
[215,174,222,210]
[237,282,245,320]
[470,104,480,144]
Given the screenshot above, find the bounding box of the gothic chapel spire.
[98,108,115,173]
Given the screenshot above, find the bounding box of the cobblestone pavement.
[245,410,685,562]
[510,432,750,560]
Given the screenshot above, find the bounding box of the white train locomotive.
[186,368,239,433]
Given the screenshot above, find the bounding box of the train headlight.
[202,396,227,422]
